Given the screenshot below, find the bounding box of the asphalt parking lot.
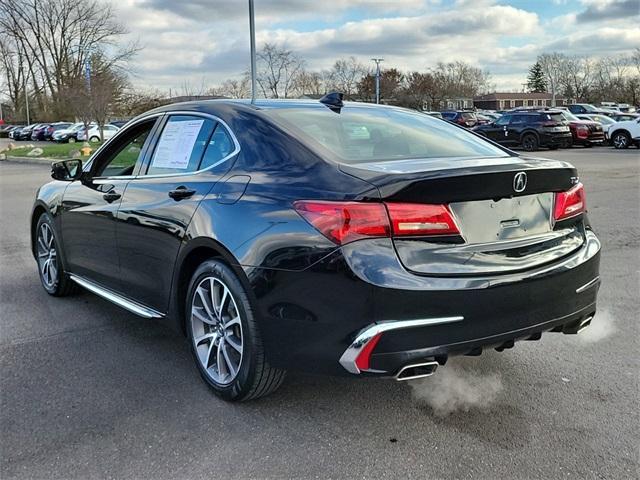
[1,147,638,479]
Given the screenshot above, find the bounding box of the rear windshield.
[545,113,566,123]
[265,107,508,164]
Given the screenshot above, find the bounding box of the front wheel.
[35,213,77,296]
[68,137,76,144]
[521,133,539,152]
[89,136,100,143]
[612,131,630,149]
[186,259,286,401]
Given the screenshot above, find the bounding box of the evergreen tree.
[527,62,547,93]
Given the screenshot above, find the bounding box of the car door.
[116,113,238,312]
[506,114,528,145]
[482,114,510,142]
[60,116,161,291]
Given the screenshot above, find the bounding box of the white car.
[76,124,120,143]
[608,117,640,149]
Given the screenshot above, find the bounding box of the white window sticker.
[152,119,204,169]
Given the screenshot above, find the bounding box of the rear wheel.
[35,213,77,296]
[612,131,630,149]
[89,136,100,143]
[521,133,538,152]
[186,259,286,401]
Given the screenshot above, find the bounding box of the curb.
[0,155,68,166]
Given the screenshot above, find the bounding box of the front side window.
[93,121,155,177]
[495,115,511,126]
[146,115,215,175]
[266,107,508,164]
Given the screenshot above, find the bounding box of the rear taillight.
[386,203,460,236]
[293,201,460,245]
[554,183,586,222]
[293,201,389,245]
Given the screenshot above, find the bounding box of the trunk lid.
[340,155,584,276]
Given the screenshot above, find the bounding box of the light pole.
[371,58,384,104]
[249,0,257,104]
[24,75,31,125]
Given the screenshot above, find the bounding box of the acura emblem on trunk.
[513,172,527,193]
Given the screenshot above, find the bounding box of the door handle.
[168,186,196,200]
[103,191,121,203]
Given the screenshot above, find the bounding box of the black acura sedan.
[31,95,601,401]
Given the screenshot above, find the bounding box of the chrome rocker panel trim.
[339,316,464,374]
[69,274,164,319]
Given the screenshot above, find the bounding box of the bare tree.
[292,69,326,97]
[537,53,567,106]
[256,43,304,98]
[218,76,250,99]
[0,0,137,117]
[559,55,593,101]
[327,57,366,99]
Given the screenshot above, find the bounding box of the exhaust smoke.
[409,358,502,416]
[578,309,617,344]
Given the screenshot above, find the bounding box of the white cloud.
[114,0,639,92]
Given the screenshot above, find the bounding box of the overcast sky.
[116,0,640,93]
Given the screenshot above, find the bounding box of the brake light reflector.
[354,333,382,372]
[386,203,460,236]
[554,183,586,222]
[293,201,389,245]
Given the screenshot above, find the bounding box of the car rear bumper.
[252,229,601,376]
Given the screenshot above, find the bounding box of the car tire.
[89,136,100,143]
[186,259,286,401]
[521,133,538,152]
[35,213,78,296]
[612,131,630,149]
[68,137,76,144]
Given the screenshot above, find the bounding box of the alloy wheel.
[613,134,628,149]
[190,277,244,385]
[37,223,58,288]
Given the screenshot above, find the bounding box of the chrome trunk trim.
[69,274,164,319]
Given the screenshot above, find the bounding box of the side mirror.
[51,159,83,181]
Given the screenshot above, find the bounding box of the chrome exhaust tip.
[395,361,439,381]
[577,315,593,333]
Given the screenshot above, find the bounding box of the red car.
[561,111,604,147]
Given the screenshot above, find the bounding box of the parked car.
[473,110,572,151]
[557,111,605,147]
[30,97,601,400]
[576,114,617,142]
[440,111,478,127]
[608,112,639,123]
[43,122,73,141]
[53,122,97,143]
[479,112,502,121]
[14,124,38,141]
[8,126,22,139]
[567,103,614,116]
[31,123,52,141]
[608,117,640,149]
[76,124,120,143]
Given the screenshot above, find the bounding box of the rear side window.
[147,115,215,175]
[199,125,235,171]
[266,107,508,164]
